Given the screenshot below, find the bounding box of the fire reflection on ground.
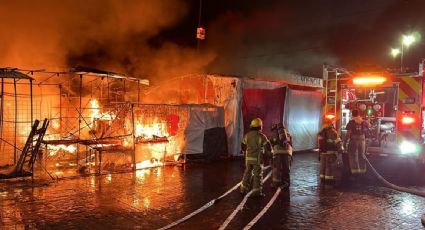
[1,153,425,229]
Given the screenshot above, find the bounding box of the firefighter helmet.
[250,118,263,128]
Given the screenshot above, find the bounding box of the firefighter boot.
[251,164,264,197]
[240,164,254,194]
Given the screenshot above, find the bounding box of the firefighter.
[317,115,344,184]
[345,109,370,177]
[240,118,272,197]
[270,123,292,189]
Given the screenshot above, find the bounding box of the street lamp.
[390,48,400,58]
[402,34,415,47]
[400,34,417,72]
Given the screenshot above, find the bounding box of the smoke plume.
[0,0,215,83]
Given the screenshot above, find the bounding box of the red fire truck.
[322,60,425,165]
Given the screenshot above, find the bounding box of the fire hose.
[218,170,272,230]
[157,165,271,230]
[362,152,425,227]
[159,151,425,229]
[242,186,282,230]
[230,152,425,229]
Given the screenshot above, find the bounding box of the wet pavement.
[1,152,425,229]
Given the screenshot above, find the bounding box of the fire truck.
[322,60,425,165]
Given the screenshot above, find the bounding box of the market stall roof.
[1,67,149,85]
[70,66,149,85]
[0,68,34,80]
[208,72,323,89]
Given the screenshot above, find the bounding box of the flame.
[43,134,77,156]
[173,153,181,161]
[89,99,115,123]
[135,118,169,139]
[123,138,131,147]
[48,144,77,156]
[90,99,100,120]
[135,158,163,170]
[51,120,60,129]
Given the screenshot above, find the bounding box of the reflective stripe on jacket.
[272,144,292,156]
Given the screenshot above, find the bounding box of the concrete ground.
[0,152,425,229]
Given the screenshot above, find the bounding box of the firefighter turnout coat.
[270,126,292,187]
[318,125,343,181]
[240,130,271,195]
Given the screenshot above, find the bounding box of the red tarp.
[242,87,286,136]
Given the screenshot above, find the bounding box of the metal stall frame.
[0,68,34,166]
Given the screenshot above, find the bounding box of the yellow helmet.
[250,118,263,128]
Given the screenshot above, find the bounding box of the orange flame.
[48,144,77,156]
[135,118,169,139]
[135,158,163,169]
[89,99,115,123]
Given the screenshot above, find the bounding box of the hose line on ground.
[362,153,425,227]
[242,187,282,230]
[362,153,425,197]
[158,165,272,230]
[218,170,273,230]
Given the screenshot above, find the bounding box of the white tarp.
[142,74,322,156]
[284,88,322,151]
[207,76,243,157]
[183,106,225,155]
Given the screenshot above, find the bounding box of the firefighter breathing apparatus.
[160,123,292,230]
[157,149,425,229]
[326,65,425,227]
[329,105,425,226]
[158,124,425,228]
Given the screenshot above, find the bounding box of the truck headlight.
[399,141,420,155]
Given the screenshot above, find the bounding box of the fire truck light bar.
[352,76,387,85]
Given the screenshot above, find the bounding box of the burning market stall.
[0,67,323,179]
[141,74,241,159]
[0,67,228,179]
[0,68,34,167]
[33,67,154,177]
[141,73,323,156]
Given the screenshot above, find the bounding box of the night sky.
[158,0,425,77]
